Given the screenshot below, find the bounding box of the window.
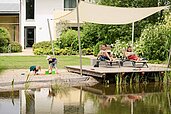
[26,0,34,19]
[64,0,76,11]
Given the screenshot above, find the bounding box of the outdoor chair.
[121,49,148,68]
[94,45,121,67]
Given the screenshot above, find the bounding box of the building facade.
[0,0,95,49]
[0,0,20,43]
[20,0,95,49]
[20,0,64,48]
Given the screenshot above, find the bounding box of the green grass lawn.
[0,55,90,70]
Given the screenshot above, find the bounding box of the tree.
[135,16,171,61]
[81,0,169,49]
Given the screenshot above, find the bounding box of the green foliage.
[82,48,93,55]
[32,41,52,50]
[0,27,10,39]
[135,18,171,61]
[33,41,78,55]
[10,42,22,52]
[0,27,11,53]
[0,28,21,53]
[33,48,52,55]
[33,41,53,55]
[60,29,82,51]
[0,37,10,46]
[82,23,133,46]
[93,41,105,56]
[112,40,130,58]
[79,0,168,52]
[0,46,8,53]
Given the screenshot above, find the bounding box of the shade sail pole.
[76,0,82,76]
[167,45,171,68]
[47,18,55,56]
[132,22,134,48]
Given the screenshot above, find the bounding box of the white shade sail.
[55,1,168,25]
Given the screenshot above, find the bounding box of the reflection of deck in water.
[76,83,166,106]
[66,65,171,83]
[78,83,164,95]
[0,90,19,98]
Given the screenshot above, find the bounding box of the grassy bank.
[0,55,90,70]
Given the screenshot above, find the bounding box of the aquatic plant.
[11,79,15,105]
[49,83,71,98]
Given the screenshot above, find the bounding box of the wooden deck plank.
[66,65,171,78]
[66,66,170,73]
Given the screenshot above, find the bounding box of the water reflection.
[0,91,19,114]
[1,83,171,114]
[82,83,170,114]
[25,90,35,114]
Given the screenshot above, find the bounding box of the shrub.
[10,42,22,52]
[0,46,8,53]
[32,41,52,50]
[33,41,57,55]
[60,29,82,51]
[82,48,93,55]
[0,37,10,46]
[112,40,130,58]
[0,27,10,53]
[33,41,78,55]
[136,20,171,61]
[93,41,105,56]
[33,48,44,55]
[0,27,10,39]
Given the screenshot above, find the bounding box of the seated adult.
[94,44,115,67]
[125,46,140,61]
[97,44,115,62]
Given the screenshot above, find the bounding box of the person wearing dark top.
[29,65,41,75]
[46,55,58,74]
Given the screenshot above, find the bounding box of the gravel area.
[0,69,98,91]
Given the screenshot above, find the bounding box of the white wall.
[0,0,19,3]
[20,0,64,48]
[35,0,63,42]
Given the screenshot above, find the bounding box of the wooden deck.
[66,65,171,78]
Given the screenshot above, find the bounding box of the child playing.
[46,55,58,74]
[29,65,41,75]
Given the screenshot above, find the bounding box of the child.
[29,65,41,75]
[46,55,58,74]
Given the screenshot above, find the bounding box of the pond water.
[0,83,171,114]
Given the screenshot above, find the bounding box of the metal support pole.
[167,45,171,68]
[76,0,82,76]
[80,86,83,105]
[47,18,55,56]
[131,100,134,114]
[132,22,134,48]
[166,45,171,84]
